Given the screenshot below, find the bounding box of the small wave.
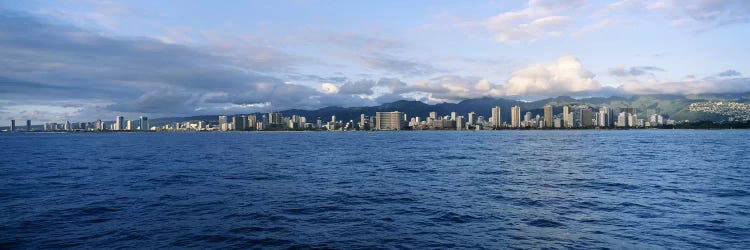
[526,219,565,228]
[229,226,285,234]
[713,189,750,198]
[430,212,479,224]
[79,206,119,216]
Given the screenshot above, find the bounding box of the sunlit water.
[1,130,749,249]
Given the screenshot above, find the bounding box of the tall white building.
[491,106,501,128]
[563,106,573,128]
[218,115,228,131]
[511,105,521,128]
[467,112,475,125]
[543,105,553,128]
[617,112,628,127]
[114,116,124,130]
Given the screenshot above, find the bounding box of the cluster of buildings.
[402,104,672,130]
[204,104,674,132]
[689,101,750,121]
[4,104,679,133]
[5,117,149,132]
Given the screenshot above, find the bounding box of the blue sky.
[1,0,749,125]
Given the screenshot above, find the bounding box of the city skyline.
[0,101,717,132]
[1,1,750,126]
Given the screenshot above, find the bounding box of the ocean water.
[1,130,749,249]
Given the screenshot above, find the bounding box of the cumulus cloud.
[500,56,601,96]
[320,83,340,94]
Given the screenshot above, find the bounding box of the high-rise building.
[64,121,71,131]
[359,114,367,130]
[450,112,457,121]
[597,106,611,127]
[269,112,282,125]
[511,105,521,128]
[456,116,464,130]
[140,116,149,131]
[26,120,31,131]
[375,111,405,130]
[491,106,501,128]
[218,115,228,131]
[10,120,15,132]
[617,112,627,127]
[429,112,437,120]
[581,109,593,127]
[543,105,553,128]
[125,120,133,131]
[563,106,572,128]
[242,115,250,130]
[232,116,242,131]
[247,115,257,130]
[115,116,124,131]
[467,112,475,125]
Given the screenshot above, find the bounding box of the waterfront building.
[247,115,257,130]
[375,111,405,130]
[233,116,245,131]
[563,106,573,128]
[26,120,31,131]
[10,120,15,132]
[617,112,627,127]
[491,106,501,128]
[581,109,593,127]
[468,112,475,125]
[218,116,228,131]
[429,112,437,120]
[543,105,553,128]
[269,112,283,125]
[115,116,124,131]
[511,105,521,128]
[140,116,149,131]
[456,116,465,130]
[451,112,457,121]
[126,120,133,130]
[523,112,532,127]
[597,106,610,127]
[95,120,103,130]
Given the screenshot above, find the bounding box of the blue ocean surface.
[1,130,749,249]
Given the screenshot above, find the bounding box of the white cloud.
[500,55,600,96]
[462,0,584,42]
[320,82,340,94]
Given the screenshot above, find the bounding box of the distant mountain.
[147,93,750,126]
